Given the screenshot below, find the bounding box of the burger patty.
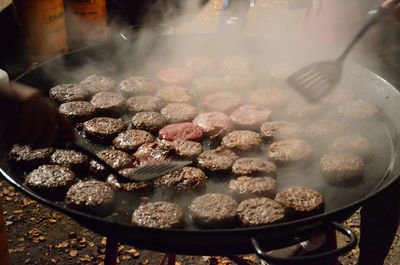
[331,134,374,161]
[285,99,321,120]
[221,130,263,153]
[133,142,176,166]
[158,122,203,141]
[172,140,203,160]
[203,92,242,114]
[59,101,96,122]
[157,68,194,86]
[305,119,349,142]
[132,201,185,229]
[191,76,226,97]
[25,165,75,200]
[232,157,277,177]
[320,152,364,186]
[157,86,196,104]
[83,117,127,143]
[112,129,155,153]
[126,96,165,113]
[90,92,126,114]
[156,167,207,191]
[193,112,234,137]
[118,76,158,96]
[267,139,313,165]
[197,148,239,173]
[65,180,115,216]
[106,168,153,192]
[89,149,132,177]
[9,145,54,170]
[49,83,88,104]
[251,87,289,110]
[338,99,379,121]
[131,111,166,133]
[260,121,305,142]
[224,70,257,91]
[229,176,277,200]
[79,74,115,95]
[237,197,286,226]
[50,149,89,172]
[189,193,238,228]
[160,103,199,124]
[275,186,324,219]
[230,105,272,131]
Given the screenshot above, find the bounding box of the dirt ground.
[1,179,399,265]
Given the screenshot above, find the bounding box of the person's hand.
[1,82,75,147]
[382,0,400,24]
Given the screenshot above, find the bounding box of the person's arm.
[0,82,75,147]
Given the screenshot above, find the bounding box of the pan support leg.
[227,255,252,265]
[326,229,339,265]
[104,238,119,265]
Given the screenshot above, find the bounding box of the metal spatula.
[68,142,191,182]
[287,0,399,102]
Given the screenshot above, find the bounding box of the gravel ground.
[1,179,399,265]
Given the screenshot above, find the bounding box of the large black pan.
[2,34,400,264]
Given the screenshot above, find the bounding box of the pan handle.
[251,222,357,265]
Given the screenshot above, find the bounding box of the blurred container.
[64,0,108,49]
[12,0,68,66]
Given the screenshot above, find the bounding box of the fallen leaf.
[69,249,79,257]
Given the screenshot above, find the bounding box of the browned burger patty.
[172,140,203,160]
[232,158,277,177]
[219,56,249,73]
[133,142,176,166]
[157,68,194,86]
[320,152,364,185]
[113,129,155,153]
[221,130,263,153]
[237,197,286,226]
[132,201,185,229]
[230,105,272,131]
[79,74,115,95]
[156,167,207,191]
[106,168,153,192]
[83,117,127,143]
[203,92,242,114]
[189,193,238,228]
[159,122,203,141]
[275,186,324,219]
[331,134,374,161]
[266,139,313,165]
[9,145,54,170]
[89,149,132,177]
[192,112,234,137]
[229,176,277,200]
[260,121,305,142]
[160,103,199,124]
[321,87,355,106]
[59,101,96,122]
[90,92,126,114]
[305,119,349,142]
[191,76,226,97]
[157,86,196,104]
[25,165,75,200]
[50,149,89,172]
[338,99,379,121]
[186,56,217,74]
[197,148,239,173]
[251,87,289,110]
[285,99,321,120]
[126,96,165,113]
[131,111,166,133]
[224,70,257,91]
[49,83,88,104]
[65,180,115,216]
[118,76,158,96]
